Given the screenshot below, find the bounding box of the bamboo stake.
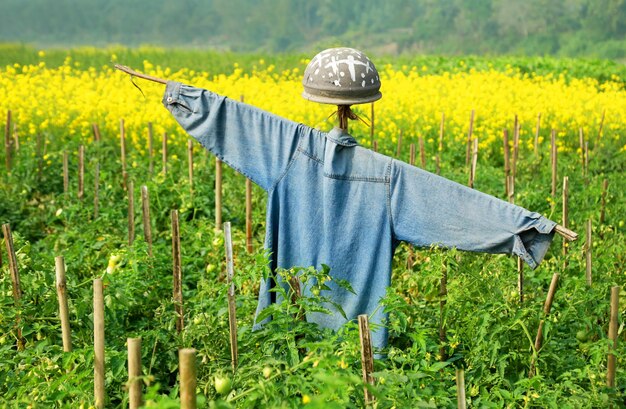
[436,112,444,175]
[127,337,142,409]
[162,132,168,175]
[4,110,11,172]
[465,110,475,166]
[543,273,560,315]
[13,124,19,151]
[419,136,426,169]
[600,179,608,225]
[120,119,127,189]
[55,256,72,352]
[224,222,238,371]
[518,257,524,303]
[503,129,510,197]
[512,116,519,185]
[409,143,415,166]
[148,122,154,175]
[358,314,375,407]
[78,145,85,200]
[507,175,515,204]
[456,368,466,409]
[585,220,592,286]
[530,272,560,376]
[92,123,101,143]
[94,162,100,219]
[245,178,253,253]
[188,139,194,193]
[128,181,135,246]
[468,138,478,188]
[179,348,197,409]
[141,185,153,256]
[215,158,223,231]
[551,130,557,197]
[439,266,448,361]
[3,223,24,350]
[607,286,620,388]
[370,102,375,146]
[94,278,105,409]
[396,129,402,158]
[534,113,541,156]
[372,140,378,153]
[172,210,183,334]
[562,176,569,258]
[584,141,589,179]
[63,151,69,195]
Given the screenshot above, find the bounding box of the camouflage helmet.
[302,47,382,105]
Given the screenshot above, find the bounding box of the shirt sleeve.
[389,159,556,269]
[162,81,303,191]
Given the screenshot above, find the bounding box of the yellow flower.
[302,395,311,404]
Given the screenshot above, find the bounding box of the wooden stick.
[127,337,142,409]
[439,266,448,361]
[224,222,238,371]
[78,145,85,200]
[63,151,69,194]
[141,185,153,256]
[543,273,560,315]
[215,158,223,231]
[409,143,415,166]
[585,220,592,286]
[518,257,524,303]
[148,122,154,175]
[4,110,11,172]
[465,110,475,167]
[600,179,608,225]
[13,123,19,151]
[437,112,444,175]
[512,116,519,185]
[456,368,466,409]
[179,348,197,409]
[372,140,378,153]
[468,138,478,188]
[128,181,135,245]
[94,278,105,409]
[245,178,253,253]
[530,272,560,376]
[507,175,515,204]
[187,139,194,193]
[370,102,375,146]
[551,130,557,197]
[584,141,589,178]
[503,129,510,197]
[94,162,100,219]
[92,123,101,143]
[534,113,541,156]
[419,135,426,169]
[358,314,375,407]
[3,223,24,350]
[162,132,168,175]
[562,176,569,258]
[607,286,620,388]
[396,129,402,158]
[555,224,578,241]
[114,64,168,84]
[172,210,183,333]
[55,256,72,352]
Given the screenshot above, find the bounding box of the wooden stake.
[543,273,560,315]
[172,210,183,334]
[92,123,101,143]
[530,273,560,376]
[507,175,515,204]
[456,368,466,409]
[13,123,19,151]
[3,223,24,350]
[93,278,105,409]
[512,116,519,185]
[55,256,72,352]
[584,141,589,178]
[551,130,557,197]
[607,286,620,388]
[437,112,444,175]
[585,220,592,287]
[470,138,478,188]
[503,129,510,197]
[4,110,11,172]
[215,158,223,231]
[396,129,403,158]
[409,143,416,166]
[518,257,524,303]
[439,266,448,361]
[245,178,253,253]
[78,145,85,200]
[224,222,238,371]
[419,136,426,169]
[358,314,375,407]
[128,181,135,246]
[127,337,142,409]
[187,139,194,193]
[162,132,168,175]
[141,185,153,256]
[94,162,100,219]
[370,102,375,146]
[534,113,541,156]
[600,179,608,225]
[63,151,69,194]
[465,110,475,167]
[179,348,197,409]
[562,176,569,258]
[373,140,378,153]
[148,122,154,175]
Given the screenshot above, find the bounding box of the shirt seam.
[297,146,324,164]
[268,127,305,193]
[323,173,388,183]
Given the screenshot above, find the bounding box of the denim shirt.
[163,81,556,351]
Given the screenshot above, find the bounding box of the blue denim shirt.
[163,81,556,351]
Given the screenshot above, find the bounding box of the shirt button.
[166,96,173,103]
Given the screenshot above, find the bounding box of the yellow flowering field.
[1,54,625,155]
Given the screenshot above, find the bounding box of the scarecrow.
[116,47,576,352]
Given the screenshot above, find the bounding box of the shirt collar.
[326,127,359,147]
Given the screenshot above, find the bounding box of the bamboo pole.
[179,348,197,409]
[507,175,515,204]
[188,139,194,193]
[530,273,560,376]
[55,256,72,352]
[94,162,100,219]
[224,222,238,371]
[436,112,444,175]
[584,141,589,179]
[13,124,19,151]
[551,130,557,197]
[358,314,375,407]
[141,185,153,256]
[512,116,519,185]
[585,220,592,286]
[172,210,183,333]
[456,368,466,409]
[409,143,415,166]
[396,129,402,158]
[63,151,69,195]
[534,113,541,156]
[465,110,475,166]
[373,140,378,153]
[468,138,478,188]
[215,158,223,231]
[94,278,105,409]
[92,123,101,143]
[162,132,168,175]
[4,110,11,172]
[543,273,560,315]
[127,337,142,409]
[607,286,620,388]
[503,129,510,197]
[128,181,135,246]
[245,179,253,253]
[148,122,154,175]
[600,179,608,225]
[562,176,569,258]
[78,145,85,200]
[419,136,426,169]
[3,223,24,350]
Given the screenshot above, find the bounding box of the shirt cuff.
[513,216,557,269]
[162,81,182,107]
